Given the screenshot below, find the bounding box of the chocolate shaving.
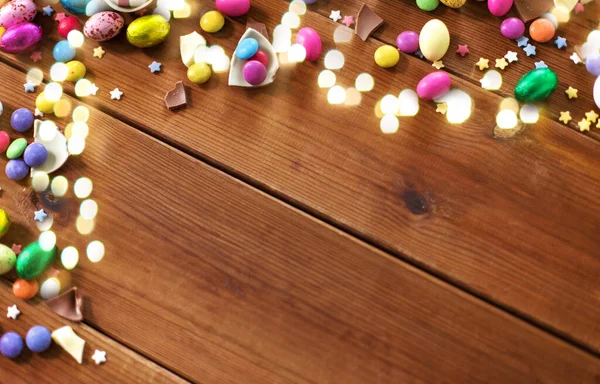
[513,0,554,22]
[45,287,83,322]
[246,18,269,40]
[355,4,384,41]
[164,81,188,111]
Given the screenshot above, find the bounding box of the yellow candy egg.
[0,27,5,39]
[374,45,400,68]
[126,14,170,48]
[419,19,450,62]
[0,209,11,238]
[65,61,86,82]
[187,62,212,84]
[441,0,466,7]
[36,92,56,114]
[200,10,225,33]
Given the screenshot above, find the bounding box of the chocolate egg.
[83,11,124,41]
[0,0,36,29]
[1,22,42,53]
[15,241,56,280]
[126,14,170,48]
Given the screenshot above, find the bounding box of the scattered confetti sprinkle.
[110,88,123,100]
[34,209,47,222]
[574,2,584,13]
[54,12,66,22]
[24,81,36,93]
[523,44,536,57]
[516,36,529,47]
[495,58,508,70]
[342,16,354,27]
[565,86,578,99]
[329,10,341,22]
[578,118,591,132]
[586,110,599,123]
[559,111,572,124]
[534,61,548,69]
[35,108,44,117]
[93,46,106,59]
[456,45,469,57]
[432,60,444,69]
[11,244,21,255]
[7,305,20,320]
[89,84,99,96]
[476,58,489,71]
[436,103,448,114]
[92,350,107,365]
[148,61,162,73]
[42,6,54,16]
[30,51,42,62]
[554,36,567,49]
[570,52,582,65]
[504,51,518,63]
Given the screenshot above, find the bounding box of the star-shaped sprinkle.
[475,58,489,71]
[110,88,123,100]
[559,111,572,125]
[89,83,99,96]
[7,305,20,320]
[54,12,66,22]
[24,81,36,93]
[456,45,469,57]
[495,58,508,70]
[578,118,591,132]
[43,6,54,16]
[148,61,162,73]
[436,103,448,114]
[516,36,529,47]
[30,51,42,62]
[565,86,578,99]
[534,61,548,69]
[414,49,424,59]
[432,60,444,69]
[554,36,567,49]
[34,209,47,222]
[504,51,518,63]
[586,110,599,123]
[574,2,584,13]
[35,108,44,117]
[92,350,107,365]
[570,52,582,64]
[329,10,341,22]
[342,15,354,27]
[11,244,21,255]
[93,46,105,59]
[523,44,536,56]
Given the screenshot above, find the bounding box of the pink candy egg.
[0,0,37,29]
[488,0,513,17]
[243,60,267,85]
[1,22,42,53]
[83,11,125,41]
[416,71,451,100]
[0,132,9,154]
[500,17,524,39]
[295,27,322,62]
[216,0,250,17]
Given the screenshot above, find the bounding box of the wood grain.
[4,1,599,352]
[0,281,187,384]
[0,61,598,382]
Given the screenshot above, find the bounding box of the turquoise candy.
[61,0,90,15]
[15,241,56,279]
[514,68,558,102]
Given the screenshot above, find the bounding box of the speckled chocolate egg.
[0,0,37,29]
[440,0,466,8]
[83,11,124,41]
[1,22,42,53]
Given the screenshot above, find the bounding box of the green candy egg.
[16,241,56,279]
[417,0,440,11]
[515,68,558,102]
[6,138,27,159]
[0,244,16,275]
[126,14,171,48]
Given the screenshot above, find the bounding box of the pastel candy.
[397,31,419,53]
[500,18,525,39]
[417,71,451,100]
[0,244,16,274]
[61,0,90,15]
[216,0,250,17]
[84,11,124,41]
[594,76,600,110]
[236,38,259,59]
[488,0,513,16]
[1,22,42,53]
[0,0,37,29]
[243,60,267,85]
[419,19,449,62]
[296,27,322,62]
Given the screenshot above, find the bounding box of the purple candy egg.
[500,18,525,40]
[5,159,30,180]
[396,31,419,53]
[0,332,24,359]
[1,22,42,53]
[243,60,267,85]
[586,52,600,77]
[24,143,48,167]
[10,108,33,132]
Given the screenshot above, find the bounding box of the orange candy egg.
[529,19,555,43]
[13,279,39,300]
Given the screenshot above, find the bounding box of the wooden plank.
[0,63,599,382]
[2,2,600,352]
[0,281,187,384]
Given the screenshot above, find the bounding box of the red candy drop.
[58,16,82,39]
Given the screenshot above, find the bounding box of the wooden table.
[0,0,599,382]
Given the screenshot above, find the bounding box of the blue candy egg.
[53,40,77,62]
[26,326,52,353]
[0,332,24,359]
[586,52,600,77]
[24,143,48,167]
[61,0,90,15]
[6,159,30,180]
[235,38,259,60]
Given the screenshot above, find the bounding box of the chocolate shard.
[246,18,269,40]
[513,0,554,22]
[45,287,83,322]
[355,4,384,41]
[164,81,188,111]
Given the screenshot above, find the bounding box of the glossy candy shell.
[16,241,57,279]
[0,22,42,53]
[514,68,558,102]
